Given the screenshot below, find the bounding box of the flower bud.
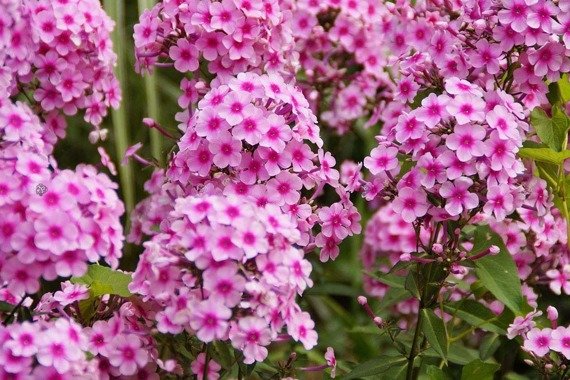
[357,296,368,305]
[400,253,411,262]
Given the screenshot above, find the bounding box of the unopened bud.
[547,306,558,321]
[357,296,368,305]
[432,243,443,254]
[400,253,411,262]
[489,245,500,255]
[373,316,383,326]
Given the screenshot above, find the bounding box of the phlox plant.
[1,0,570,379]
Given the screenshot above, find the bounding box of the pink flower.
[288,311,318,350]
[6,322,38,357]
[550,326,570,359]
[395,112,424,143]
[417,153,446,189]
[439,177,479,216]
[267,172,303,206]
[218,92,250,126]
[203,265,245,307]
[416,93,449,128]
[486,105,520,141]
[318,203,351,240]
[469,40,502,74]
[169,39,199,72]
[34,212,79,255]
[229,316,271,364]
[37,328,81,373]
[392,187,429,223]
[484,184,515,221]
[191,353,221,380]
[445,124,486,162]
[499,0,531,32]
[364,146,399,175]
[524,328,552,357]
[53,281,89,306]
[395,77,419,103]
[446,94,485,125]
[528,42,565,77]
[325,347,337,378]
[189,300,231,342]
[108,335,149,376]
[210,0,242,34]
[209,132,242,168]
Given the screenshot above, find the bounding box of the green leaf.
[443,300,506,335]
[405,272,421,299]
[460,359,500,380]
[341,356,407,380]
[479,333,502,361]
[530,106,570,152]
[421,309,448,362]
[71,265,132,297]
[518,147,570,164]
[471,226,526,315]
[370,272,406,289]
[559,74,570,102]
[426,365,450,380]
[424,342,478,365]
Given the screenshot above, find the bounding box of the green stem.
[104,0,135,216]
[406,304,423,380]
[137,0,163,165]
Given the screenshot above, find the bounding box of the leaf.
[340,356,407,380]
[479,333,502,361]
[471,226,526,315]
[460,359,500,380]
[559,74,570,102]
[424,342,478,365]
[71,265,132,298]
[531,106,570,152]
[421,309,448,362]
[405,272,421,299]
[426,365,450,380]
[370,272,406,289]
[442,300,506,335]
[306,283,359,296]
[518,147,570,164]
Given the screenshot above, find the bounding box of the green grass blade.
[104,0,135,216]
[137,0,163,165]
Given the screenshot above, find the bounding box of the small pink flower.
[392,187,429,223]
[551,326,570,359]
[445,124,486,162]
[524,328,552,357]
[288,311,317,350]
[169,39,199,72]
[439,177,479,216]
[191,353,221,380]
[108,335,149,376]
[229,316,271,364]
[189,299,231,342]
[209,132,242,168]
[364,146,399,175]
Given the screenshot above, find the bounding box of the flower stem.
[406,303,423,380]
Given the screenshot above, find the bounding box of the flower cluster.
[0,141,124,300]
[0,0,120,141]
[0,282,162,378]
[133,0,298,80]
[128,70,359,365]
[359,0,570,298]
[285,0,391,133]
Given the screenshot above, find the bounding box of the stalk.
[137,0,163,165]
[104,0,135,216]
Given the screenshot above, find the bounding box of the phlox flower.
[229,317,271,364]
[523,328,552,357]
[287,311,317,350]
[550,326,570,359]
[169,39,199,73]
[439,177,479,216]
[364,146,399,175]
[188,300,232,342]
[445,124,486,162]
[191,353,221,380]
[392,187,429,223]
[484,184,515,221]
[108,335,149,376]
